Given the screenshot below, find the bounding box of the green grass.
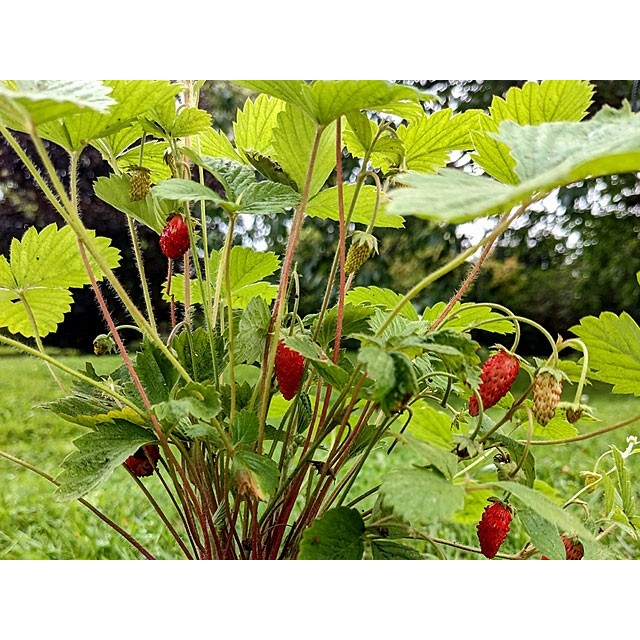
[1,353,639,559]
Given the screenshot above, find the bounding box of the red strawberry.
[477,500,512,558]
[541,535,584,560]
[159,214,190,260]
[469,350,519,416]
[125,444,160,477]
[275,340,305,401]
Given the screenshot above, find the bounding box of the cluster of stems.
[1,82,639,560]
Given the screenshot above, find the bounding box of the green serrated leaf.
[40,80,180,152]
[381,468,465,526]
[471,81,594,184]
[306,184,403,228]
[403,436,458,480]
[570,311,640,395]
[314,303,376,348]
[233,93,287,157]
[0,80,115,130]
[298,507,365,560]
[358,345,396,398]
[601,472,616,516]
[198,126,244,162]
[518,508,564,559]
[271,103,336,196]
[237,80,426,126]
[171,327,216,382]
[423,301,515,334]
[370,539,423,560]
[231,410,259,446]
[56,420,155,501]
[151,178,225,204]
[134,341,178,406]
[398,108,481,173]
[235,296,271,364]
[0,224,120,337]
[94,174,169,233]
[407,401,458,450]
[345,286,419,321]
[390,107,640,223]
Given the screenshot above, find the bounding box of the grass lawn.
[0,352,639,559]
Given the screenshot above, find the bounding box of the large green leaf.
[345,286,419,321]
[94,174,169,233]
[344,112,404,173]
[233,93,287,157]
[39,80,179,152]
[270,104,336,196]
[407,401,458,450]
[397,108,482,173]
[0,80,115,129]
[471,80,594,184]
[235,296,271,364]
[306,184,403,228]
[169,246,280,308]
[0,224,120,337]
[518,508,565,559]
[570,311,640,395]
[237,80,426,126]
[370,539,423,560]
[298,507,365,559]
[197,126,244,162]
[56,420,156,501]
[422,301,515,335]
[151,178,224,204]
[381,468,465,525]
[388,106,640,223]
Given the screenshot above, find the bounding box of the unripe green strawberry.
[93,333,115,356]
[275,341,305,401]
[344,231,378,275]
[129,166,151,201]
[533,368,563,426]
[477,499,512,558]
[469,350,520,416]
[125,444,159,477]
[164,148,178,177]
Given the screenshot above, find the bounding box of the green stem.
[222,215,237,425]
[27,127,192,383]
[374,208,524,338]
[256,125,326,452]
[559,338,590,403]
[524,413,640,446]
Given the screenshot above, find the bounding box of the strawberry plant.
[1,79,640,559]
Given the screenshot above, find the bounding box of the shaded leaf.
[56,420,155,501]
[298,507,365,560]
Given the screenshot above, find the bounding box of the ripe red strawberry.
[541,535,584,560]
[159,214,190,260]
[469,350,519,416]
[532,369,563,426]
[275,340,305,401]
[125,444,160,477]
[477,500,512,558]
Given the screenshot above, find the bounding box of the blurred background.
[1,80,638,354]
